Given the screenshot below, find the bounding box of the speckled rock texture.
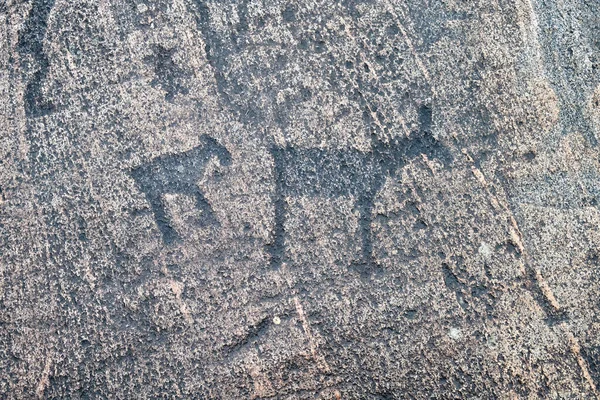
[1,0,600,398]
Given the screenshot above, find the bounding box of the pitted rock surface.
[1,0,600,398]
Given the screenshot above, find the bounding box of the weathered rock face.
[1,0,599,398]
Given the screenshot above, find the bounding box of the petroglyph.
[269,105,452,273]
[130,135,231,244]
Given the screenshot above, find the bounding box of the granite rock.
[1,0,600,398]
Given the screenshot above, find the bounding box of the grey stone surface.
[1,0,600,398]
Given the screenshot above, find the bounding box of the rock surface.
[1,0,600,398]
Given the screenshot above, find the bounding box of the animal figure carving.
[130,135,232,244]
[269,105,452,273]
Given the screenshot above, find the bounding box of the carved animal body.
[130,135,232,244]
[269,106,452,273]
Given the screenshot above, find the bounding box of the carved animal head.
[400,131,453,166]
[370,103,453,171]
[200,134,232,166]
[371,131,453,174]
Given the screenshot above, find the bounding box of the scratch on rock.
[381,0,432,88]
[465,152,598,395]
[465,153,560,311]
[36,354,52,399]
[507,216,561,311]
[248,364,275,399]
[469,165,501,210]
[565,329,599,397]
[293,296,331,373]
[421,154,439,175]
[338,15,411,138]
[168,278,194,325]
[514,0,545,69]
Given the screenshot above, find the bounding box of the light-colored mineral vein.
[465,151,598,396]
[294,296,331,373]
[381,0,432,86]
[36,354,52,399]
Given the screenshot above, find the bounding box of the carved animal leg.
[269,194,287,269]
[146,191,180,245]
[193,189,219,227]
[358,194,376,273]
